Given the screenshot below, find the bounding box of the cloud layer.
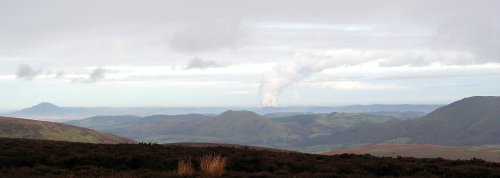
[0,0,498,107]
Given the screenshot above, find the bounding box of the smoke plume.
[259,49,480,106]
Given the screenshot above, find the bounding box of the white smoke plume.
[259,49,479,107]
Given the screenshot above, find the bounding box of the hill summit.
[196,110,289,141]
[16,102,63,115]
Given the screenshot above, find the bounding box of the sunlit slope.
[195,110,291,141]
[0,116,135,144]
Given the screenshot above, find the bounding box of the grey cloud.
[432,14,500,63]
[1,0,498,63]
[168,21,248,53]
[72,68,107,83]
[16,64,42,80]
[54,71,65,79]
[1,0,499,106]
[87,68,107,83]
[185,57,219,69]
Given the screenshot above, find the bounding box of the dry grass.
[177,159,194,176]
[200,154,227,177]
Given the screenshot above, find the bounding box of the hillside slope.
[407,96,500,145]
[329,96,500,146]
[195,110,290,142]
[0,116,135,144]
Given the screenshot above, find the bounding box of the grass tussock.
[200,154,227,177]
[177,159,194,176]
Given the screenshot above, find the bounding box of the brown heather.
[200,154,227,177]
[177,159,194,176]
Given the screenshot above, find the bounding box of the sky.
[0,0,499,109]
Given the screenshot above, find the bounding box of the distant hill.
[0,116,135,144]
[68,111,291,144]
[323,144,500,162]
[328,96,500,146]
[195,110,290,142]
[6,102,442,122]
[68,111,406,150]
[7,102,234,121]
[65,96,499,151]
[15,102,64,114]
[405,96,500,145]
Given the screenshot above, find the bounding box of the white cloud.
[168,21,250,53]
[260,48,498,106]
[302,81,405,91]
[0,75,16,80]
[1,0,499,107]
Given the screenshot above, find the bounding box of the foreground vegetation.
[0,138,499,177]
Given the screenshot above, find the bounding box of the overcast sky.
[0,0,499,109]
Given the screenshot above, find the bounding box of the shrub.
[200,154,227,177]
[177,159,194,176]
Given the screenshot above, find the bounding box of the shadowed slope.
[329,96,500,146]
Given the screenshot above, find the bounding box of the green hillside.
[0,116,135,144]
[65,96,500,152]
[195,110,291,142]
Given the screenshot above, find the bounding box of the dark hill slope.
[0,116,135,144]
[330,96,500,145]
[407,96,500,145]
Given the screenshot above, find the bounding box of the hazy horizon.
[1,0,499,108]
[1,100,449,111]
